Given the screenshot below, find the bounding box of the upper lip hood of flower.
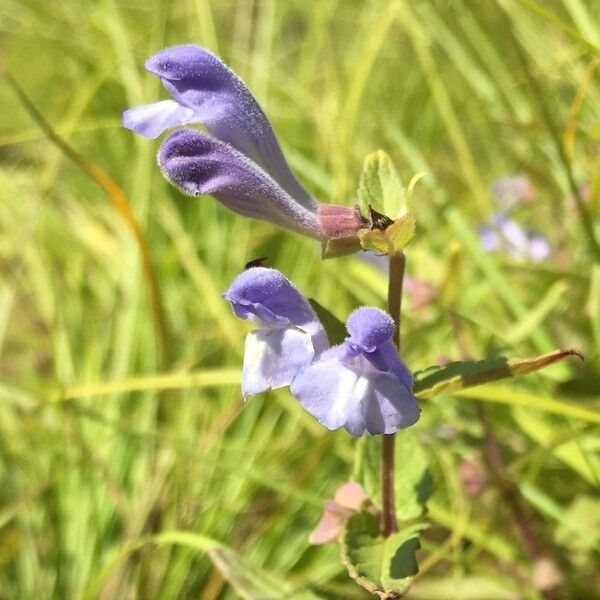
[158,128,324,239]
[223,266,322,329]
[123,45,364,249]
[346,307,396,353]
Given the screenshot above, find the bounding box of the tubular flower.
[223,267,328,397]
[123,45,364,249]
[291,307,420,436]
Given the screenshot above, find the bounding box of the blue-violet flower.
[291,307,420,436]
[223,267,328,397]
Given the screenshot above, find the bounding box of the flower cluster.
[223,267,420,436]
[123,45,364,254]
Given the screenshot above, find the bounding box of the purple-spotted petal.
[242,327,315,397]
[142,45,315,208]
[159,129,322,239]
[291,352,420,436]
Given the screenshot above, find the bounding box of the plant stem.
[381,252,406,537]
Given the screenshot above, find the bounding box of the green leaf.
[359,430,432,521]
[308,298,346,345]
[358,214,416,255]
[340,511,424,598]
[386,214,416,253]
[358,228,395,254]
[358,150,406,219]
[414,348,582,400]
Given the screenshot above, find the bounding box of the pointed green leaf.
[358,228,395,254]
[340,511,424,598]
[358,431,432,522]
[414,349,582,400]
[358,150,406,219]
[387,214,416,253]
[308,298,346,345]
[357,214,416,255]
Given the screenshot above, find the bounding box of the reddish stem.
[381,253,406,536]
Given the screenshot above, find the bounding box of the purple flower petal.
[122,100,195,139]
[496,216,530,259]
[291,351,419,436]
[481,215,551,263]
[242,327,315,397]
[159,129,323,239]
[527,233,551,262]
[346,307,412,388]
[126,45,314,209]
[479,226,500,252]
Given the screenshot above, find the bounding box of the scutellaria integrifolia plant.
[123,45,365,256]
[124,47,581,599]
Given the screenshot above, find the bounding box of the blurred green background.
[1,0,600,598]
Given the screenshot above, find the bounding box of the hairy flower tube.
[291,307,420,436]
[123,45,364,251]
[223,267,328,397]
